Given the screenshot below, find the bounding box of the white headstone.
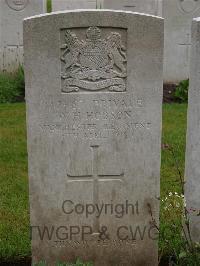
[103,0,162,16]
[185,17,200,243]
[0,0,46,72]
[163,0,200,83]
[52,0,102,11]
[24,10,163,265]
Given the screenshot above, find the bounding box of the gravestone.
[52,0,102,11]
[163,0,200,83]
[185,18,200,243]
[0,0,46,72]
[24,10,164,265]
[103,0,163,16]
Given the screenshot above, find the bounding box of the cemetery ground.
[1,102,199,265]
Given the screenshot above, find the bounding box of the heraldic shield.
[61,26,127,93]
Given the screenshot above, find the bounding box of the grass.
[0,67,25,103]
[0,103,29,260]
[47,0,52,13]
[160,104,188,262]
[161,104,187,196]
[0,103,189,263]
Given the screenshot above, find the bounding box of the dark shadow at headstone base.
[0,257,31,266]
[0,256,172,265]
[163,83,178,103]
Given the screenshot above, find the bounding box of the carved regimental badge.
[178,0,200,13]
[61,27,127,93]
[6,0,28,11]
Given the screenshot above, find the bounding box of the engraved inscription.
[54,239,137,249]
[6,0,28,11]
[177,0,200,14]
[38,95,153,140]
[178,33,191,66]
[67,145,124,232]
[3,45,23,71]
[61,27,127,93]
[123,0,137,9]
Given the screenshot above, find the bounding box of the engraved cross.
[178,33,191,46]
[67,145,124,233]
[178,33,192,64]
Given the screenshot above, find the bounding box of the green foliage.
[160,105,200,265]
[173,79,189,103]
[0,103,29,260]
[159,188,200,265]
[47,0,52,12]
[0,67,25,103]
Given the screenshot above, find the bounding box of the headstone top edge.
[23,9,163,23]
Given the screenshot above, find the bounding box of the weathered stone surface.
[24,10,163,265]
[103,0,162,16]
[52,0,102,11]
[185,18,200,243]
[163,0,200,83]
[0,0,45,72]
